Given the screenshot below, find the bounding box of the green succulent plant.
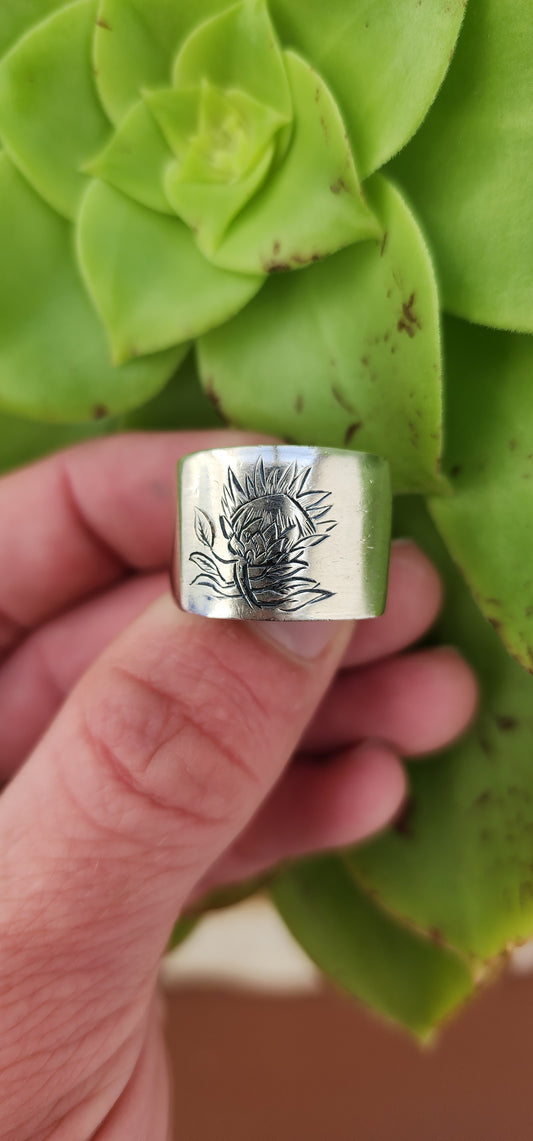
[1,0,533,1037]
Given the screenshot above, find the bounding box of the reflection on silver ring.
[173,445,391,622]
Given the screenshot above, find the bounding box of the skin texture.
[0,431,478,1141]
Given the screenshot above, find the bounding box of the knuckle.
[78,648,266,844]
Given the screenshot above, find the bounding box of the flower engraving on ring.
[190,458,337,612]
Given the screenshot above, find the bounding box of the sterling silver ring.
[173,445,391,622]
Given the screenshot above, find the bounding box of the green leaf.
[0,0,110,221]
[122,350,223,431]
[272,855,475,1037]
[167,913,198,952]
[147,83,284,178]
[199,175,442,495]
[94,0,229,124]
[85,99,174,215]
[200,52,380,275]
[168,872,271,954]
[429,316,533,673]
[0,0,70,58]
[147,84,280,255]
[77,179,264,362]
[143,0,297,261]
[391,0,533,333]
[0,409,117,477]
[0,155,182,422]
[269,0,467,178]
[350,498,533,961]
[173,0,292,119]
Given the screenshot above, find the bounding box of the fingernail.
[253,619,342,661]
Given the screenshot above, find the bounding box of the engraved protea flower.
[191,458,336,612]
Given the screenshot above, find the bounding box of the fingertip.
[307,644,479,760]
[384,645,479,758]
[329,742,408,843]
[420,646,480,748]
[384,539,444,634]
[195,743,408,893]
[343,540,443,668]
[391,539,443,613]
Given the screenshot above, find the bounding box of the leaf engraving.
[190,550,218,574]
[194,507,215,548]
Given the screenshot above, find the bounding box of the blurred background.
[164,898,533,1140]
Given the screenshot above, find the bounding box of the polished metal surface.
[174,445,391,621]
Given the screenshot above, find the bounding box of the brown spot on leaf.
[272,240,281,256]
[265,261,291,274]
[509,439,517,451]
[96,17,112,29]
[507,784,525,798]
[330,177,348,195]
[380,231,388,257]
[428,927,445,945]
[93,404,109,420]
[496,716,518,732]
[474,790,492,808]
[450,464,462,478]
[292,252,321,266]
[205,378,229,424]
[344,422,363,445]
[331,385,356,414]
[295,394,304,413]
[397,292,421,338]
[478,733,494,757]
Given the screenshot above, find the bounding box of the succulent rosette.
[1,0,533,1036]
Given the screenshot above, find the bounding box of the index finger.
[0,429,268,657]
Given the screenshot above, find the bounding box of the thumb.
[0,596,351,1137]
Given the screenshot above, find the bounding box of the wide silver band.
[173,445,391,622]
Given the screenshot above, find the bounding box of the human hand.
[0,432,477,1141]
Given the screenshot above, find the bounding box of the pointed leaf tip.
[194,508,215,549]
